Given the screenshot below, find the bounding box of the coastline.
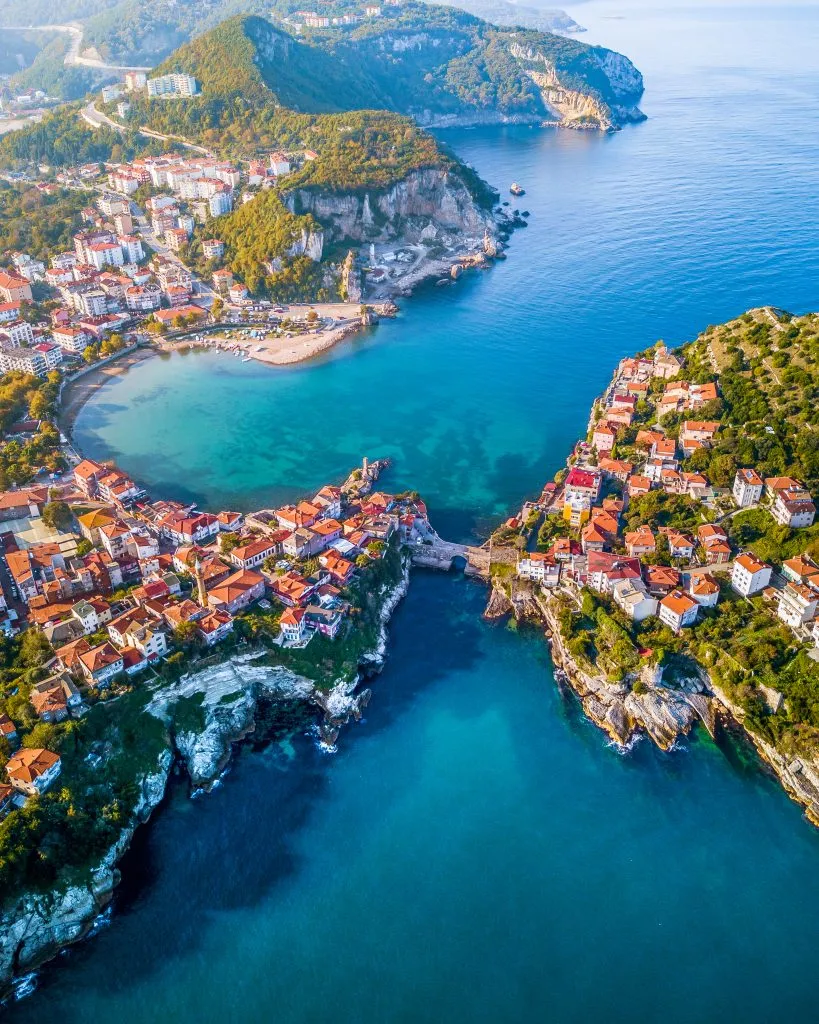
[59,346,157,437]
[0,538,413,1002]
[57,238,505,437]
[484,328,819,828]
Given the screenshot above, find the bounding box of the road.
[130,204,216,306]
[0,23,152,72]
[82,101,211,156]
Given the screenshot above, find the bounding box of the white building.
[208,191,233,217]
[613,578,658,622]
[124,71,147,92]
[733,468,764,508]
[687,573,720,608]
[118,235,144,263]
[777,584,818,630]
[771,487,816,529]
[269,152,291,176]
[33,343,62,370]
[658,590,699,632]
[517,553,560,588]
[87,241,125,271]
[731,552,772,598]
[147,73,198,98]
[78,290,109,317]
[0,347,46,376]
[0,319,34,347]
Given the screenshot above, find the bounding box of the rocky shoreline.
[484,579,819,827]
[0,559,412,1003]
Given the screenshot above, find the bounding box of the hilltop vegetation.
[0,106,180,171]
[677,309,819,493]
[0,182,89,261]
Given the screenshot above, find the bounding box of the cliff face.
[285,166,495,249]
[515,586,714,749]
[509,42,645,130]
[0,564,413,998]
[0,751,172,997]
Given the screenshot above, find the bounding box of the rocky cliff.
[0,750,172,999]
[285,166,496,249]
[498,584,715,750]
[509,41,645,130]
[0,563,413,1000]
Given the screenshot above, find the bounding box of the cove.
[19,1,819,1021]
[72,5,819,542]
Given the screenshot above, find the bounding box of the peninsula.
[486,307,819,823]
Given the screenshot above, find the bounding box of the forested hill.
[139,6,643,131]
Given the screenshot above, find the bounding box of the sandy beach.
[59,346,157,434]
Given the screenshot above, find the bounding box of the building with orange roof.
[198,609,234,646]
[687,573,720,608]
[781,555,819,587]
[280,606,310,644]
[658,589,699,632]
[79,642,124,687]
[777,583,818,630]
[731,552,772,598]
[627,475,652,499]
[230,536,278,570]
[644,565,681,597]
[207,569,265,614]
[5,748,61,796]
[625,525,656,558]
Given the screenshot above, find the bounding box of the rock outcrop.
[0,751,172,999]
[514,586,709,751]
[509,42,645,130]
[285,166,495,249]
[147,654,317,788]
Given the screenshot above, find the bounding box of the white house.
[517,552,560,588]
[687,573,720,608]
[731,552,772,598]
[733,468,763,508]
[658,590,699,632]
[777,584,818,630]
[771,487,816,529]
[612,578,658,622]
[5,748,61,796]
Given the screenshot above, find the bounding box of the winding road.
[0,22,152,72]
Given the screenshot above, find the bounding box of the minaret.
[362,456,369,479]
[194,556,207,608]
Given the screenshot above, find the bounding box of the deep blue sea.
[15,1,819,1021]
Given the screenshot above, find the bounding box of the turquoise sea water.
[17,1,819,1020]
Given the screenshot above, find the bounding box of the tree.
[18,629,53,668]
[82,344,98,365]
[219,532,240,554]
[41,500,72,531]
[28,391,51,421]
[211,297,224,321]
[173,620,201,648]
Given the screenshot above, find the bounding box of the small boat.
[242,356,252,362]
[510,182,525,196]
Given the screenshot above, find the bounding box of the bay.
[16,2,819,1021]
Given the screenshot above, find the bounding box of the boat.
[242,356,252,362]
[510,182,525,196]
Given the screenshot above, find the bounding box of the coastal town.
[503,338,816,645]
[0,148,396,375]
[0,450,438,816]
[482,309,819,801]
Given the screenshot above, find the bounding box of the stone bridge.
[410,536,491,579]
